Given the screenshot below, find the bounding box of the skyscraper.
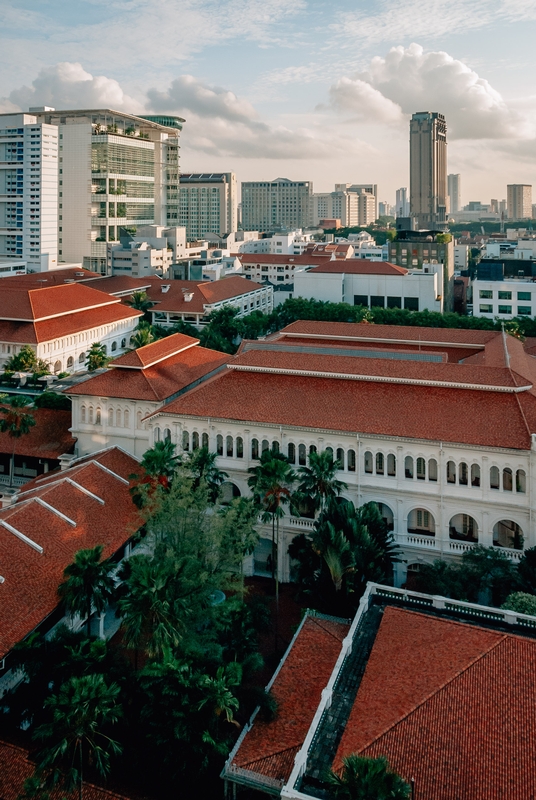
[447,174,461,214]
[507,185,532,220]
[179,173,237,240]
[395,188,410,217]
[410,112,447,229]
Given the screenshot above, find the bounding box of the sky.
[2,0,536,205]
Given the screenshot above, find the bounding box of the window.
[226,435,233,457]
[325,446,333,459]
[163,428,171,442]
[114,409,121,427]
[298,444,306,466]
[364,451,373,474]
[387,296,402,309]
[81,406,86,423]
[459,462,468,486]
[347,449,356,472]
[417,510,429,528]
[416,457,426,480]
[490,465,500,489]
[66,356,73,369]
[503,467,513,491]
[192,432,199,451]
[154,426,161,442]
[479,304,493,313]
[182,430,190,451]
[202,432,209,448]
[518,291,531,301]
[498,305,512,315]
[95,408,101,425]
[370,296,385,308]
[405,456,414,479]
[309,444,316,455]
[137,411,142,429]
[354,294,368,307]
[376,452,384,475]
[404,297,419,311]
[288,443,296,463]
[79,352,86,364]
[479,289,493,299]
[273,441,281,454]
[108,408,114,425]
[471,464,481,487]
[121,338,126,348]
[336,448,345,469]
[428,458,438,481]
[518,306,532,315]
[516,469,526,493]
[498,291,512,300]
[251,438,259,459]
[216,434,223,455]
[111,341,117,352]
[387,454,396,476]
[236,437,244,458]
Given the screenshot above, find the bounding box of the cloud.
[3,62,143,113]
[147,76,258,124]
[328,43,533,141]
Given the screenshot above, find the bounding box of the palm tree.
[58,546,115,636]
[126,290,154,320]
[130,324,156,349]
[130,440,181,509]
[326,754,410,800]
[30,674,122,800]
[296,450,348,515]
[85,343,110,372]
[0,394,36,486]
[187,446,228,501]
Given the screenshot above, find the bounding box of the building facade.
[0,111,59,271]
[178,173,237,240]
[395,187,410,218]
[472,278,536,319]
[448,173,461,214]
[241,178,313,231]
[388,230,455,310]
[507,184,532,221]
[410,112,448,229]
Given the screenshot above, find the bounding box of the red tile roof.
[111,332,199,369]
[0,448,141,660]
[0,305,141,345]
[154,368,536,449]
[306,260,408,275]
[336,608,536,800]
[0,284,120,322]
[0,739,131,800]
[236,254,331,266]
[0,269,95,288]
[230,615,349,785]
[67,344,230,402]
[0,408,75,460]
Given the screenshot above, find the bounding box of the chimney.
[0,488,19,509]
[59,453,77,471]
[161,285,171,293]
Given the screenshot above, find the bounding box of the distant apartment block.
[507,184,532,220]
[241,178,313,231]
[410,112,447,229]
[179,173,237,240]
[31,108,184,274]
[448,173,461,213]
[473,279,536,320]
[395,187,410,217]
[0,111,59,271]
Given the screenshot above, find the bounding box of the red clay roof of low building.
[0,305,141,345]
[237,254,331,265]
[307,260,408,276]
[231,615,349,784]
[0,284,120,322]
[0,448,141,660]
[0,268,95,288]
[279,321,498,346]
[0,408,75,460]
[336,607,536,800]
[111,332,199,369]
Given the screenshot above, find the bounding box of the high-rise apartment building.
[395,188,410,217]
[31,108,183,273]
[507,185,532,220]
[0,111,59,270]
[410,112,447,229]
[241,178,313,231]
[179,173,237,240]
[447,173,461,214]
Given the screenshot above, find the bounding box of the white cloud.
[3,63,143,113]
[327,77,403,124]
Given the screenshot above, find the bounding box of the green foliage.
[3,344,49,375]
[501,592,536,616]
[435,232,452,243]
[129,323,155,349]
[34,391,71,410]
[0,394,35,438]
[58,545,115,636]
[326,754,410,800]
[86,343,110,372]
[295,450,348,514]
[186,445,229,502]
[518,547,536,594]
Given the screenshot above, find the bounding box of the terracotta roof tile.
[0,408,75,460]
[0,269,95,288]
[307,260,408,276]
[0,284,120,322]
[111,332,199,369]
[280,321,498,346]
[0,305,141,345]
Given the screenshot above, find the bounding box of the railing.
[289,517,315,530]
[448,540,476,553]
[0,475,27,487]
[404,533,437,549]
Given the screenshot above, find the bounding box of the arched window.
[449,514,478,542]
[182,430,190,451]
[216,434,223,456]
[202,432,209,449]
[236,437,244,458]
[116,409,122,427]
[516,469,526,493]
[124,409,130,427]
[81,406,86,423]
[226,435,233,457]
[325,446,333,458]
[459,462,468,486]
[376,453,384,475]
[95,407,101,425]
[364,451,373,474]
[387,454,396,476]
[490,466,500,489]
[154,426,161,442]
[79,352,85,364]
[192,432,199,451]
[416,457,426,480]
[108,408,114,426]
[288,443,296,463]
[136,410,143,429]
[220,482,241,505]
[471,464,481,487]
[408,508,435,535]
[66,356,74,369]
[405,456,414,479]
[251,438,259,459]
[261,439,269,454]
[347,449,356,472]
[309,444,317,455]
[428,459,438,481]
[163,428,171,442]
[121,338,126,348]
[493,520,523,550]
[88,407,94,424]
[111,341,117,352]
[503,468,513,491]
[336,448,345,469]
[447,461,456,484]
[298,444,306,466]
[272,441,280,454]
[54,360,62,374]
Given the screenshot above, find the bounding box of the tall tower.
[447,174,461,214]
[410,112,447,229]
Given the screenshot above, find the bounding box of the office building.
[30,108,184,274]
[179,173,237,240]
[448,173,461,213]
[241,178,313,231]
[507,184,532,220]
[410,112,447,229]
[0,111,59,271]
[313,185,377,228]
[340,184,378,224]
[395,187,410,217]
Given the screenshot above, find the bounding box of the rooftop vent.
[183,292,194,302]
[161,285,171,293]
[76,272,85,276]
[64,279,75,283]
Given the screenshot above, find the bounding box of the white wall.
[472,279,535,319]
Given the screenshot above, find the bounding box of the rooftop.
[306,261,408,276]
[0,284,120,322]
[0,408,75,460]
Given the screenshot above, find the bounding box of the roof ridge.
[239,742,301,768]
[357,632,507,754]
[309,615,347,642]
